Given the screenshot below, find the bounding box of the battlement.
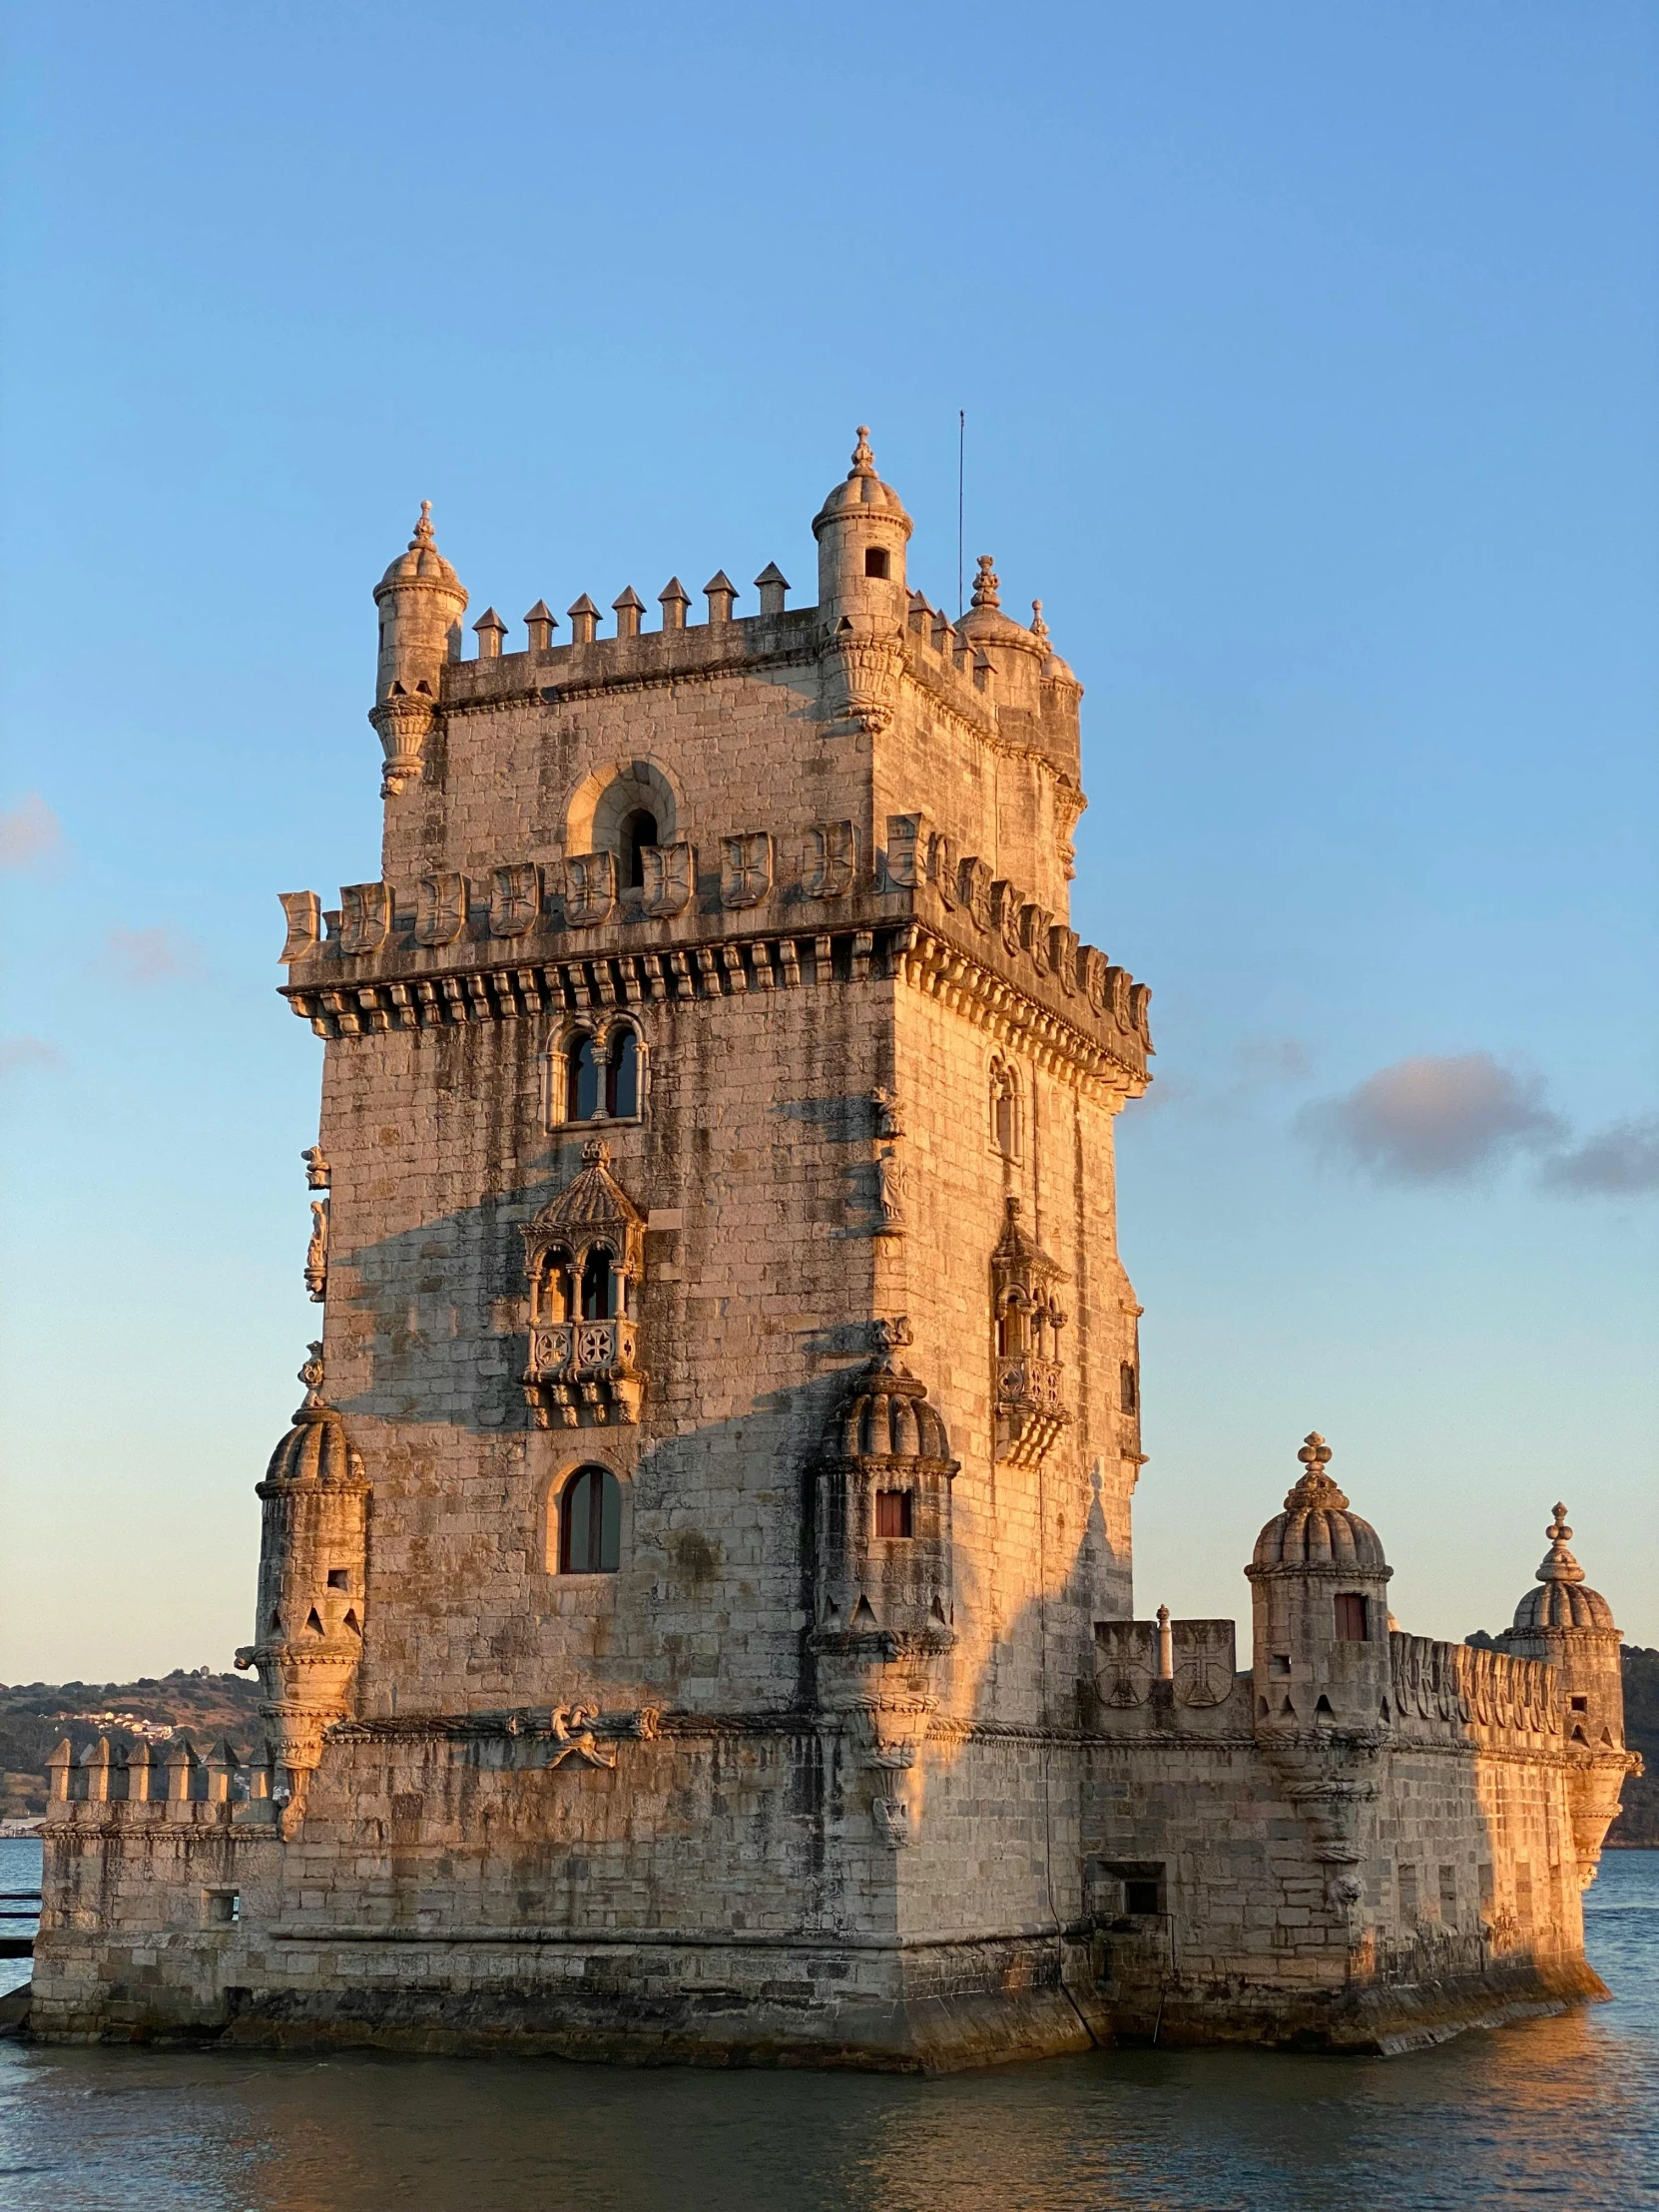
[44,1734,280,1829]
[1387,1633,1563,1752]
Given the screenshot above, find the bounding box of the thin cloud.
[0,1035,67,1076]
[0,793,62,869]
[103,926,205,987]
[1540,1115,1659,1198]
[1297,1052,1566,1185]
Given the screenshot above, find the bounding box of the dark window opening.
[619,809,658,890]
[206,1891,240,1926]
[605,1029,639,1117]
[1570,1695,1588,1712]
[875,1490,913,1538]
[1335,1592,1368,1642]
[992,1071,1017,1157]
[997,1304,1025,1357]
[566,1035,601,1121]
[326,1568,348,1590]
[540,1250,575,1323]
[580,1248,616,1321]
[1120,1362,1138,1414]
[559,1464,621,1574]
[864,547,890,579]
[1124,1880,1161,1917]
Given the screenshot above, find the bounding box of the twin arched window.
[560,1026,640,1123]
[531,1243,627,1324]
[557,1463,621,1574]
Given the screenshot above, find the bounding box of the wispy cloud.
[1540,1115,1659,1198]
[1297,1052,1566,1184]
[0,793,63,869]
[0,1035,67,1077]
[102,926,205,987]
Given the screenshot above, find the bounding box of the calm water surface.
[1,1841,1654,2212]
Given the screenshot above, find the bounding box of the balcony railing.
[524,1319,644,1427]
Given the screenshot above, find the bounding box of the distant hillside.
[1607,1644,1659,1849]
[0,1669,264,1819]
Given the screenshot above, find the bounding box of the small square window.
[1570,1695,1587,1712]
[1124,1880,1161,1917]
[205,1890,240,1927]
[326,1569,348,1590]
[1335,1593,1368,1641]
[863,547,890,579]
[875,1490,913,1538]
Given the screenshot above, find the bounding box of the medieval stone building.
[34,431,1638,2065]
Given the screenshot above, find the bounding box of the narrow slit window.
[566,1035,601,1121]
[606,1029,639,1118]
[1119,1362,1138,1414]
[619,809,658,890]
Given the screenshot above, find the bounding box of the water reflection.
[2,1852,1654,2212]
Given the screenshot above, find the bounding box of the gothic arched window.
[606,1029,638,1118]
[566,1034,601,1122]
[558,1464,621,1574]
[536,1245,576,1325]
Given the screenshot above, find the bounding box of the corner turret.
[1246,1433,1393,1736]
[1502,1503,1638,1886]
[369,501,468,799]
[812,426,912,631]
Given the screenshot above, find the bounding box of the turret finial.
[296,1341,326,1415]
[1536,1502,1587,1585]
[411,499,435,549]
[971,554,1000,610]
[1283,1430,1349,1513]
[849,425,876,478]
[1030,598,1049,642]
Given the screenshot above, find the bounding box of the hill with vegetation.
[0,1669,263,1820]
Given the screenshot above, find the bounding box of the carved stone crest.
[415,871,469,947]
[640,841,693,917]
[339,882,392,956]
[990,879,1024,960]
[721,831,773,909]
[884,813,929,890]
[1048,926,1079,996]
[490,862,542,938]
[1019,902,1054,976]
[804,821,856,899]
[564,850,617,928]
[958,856,993,933]
[278,891,322,964]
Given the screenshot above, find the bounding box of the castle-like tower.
[32,434,1637,2064]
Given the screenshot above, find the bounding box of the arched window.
[997,1300,1025,1358]
[581,1247,617,1320]
[558,1464,621,1574]
[619,809,658,890]
[990,1062,1019,1159]
[566,1034,601,1122]
[536,1246,575,1324]
[606,1028,638,1118]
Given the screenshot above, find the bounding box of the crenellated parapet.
[1387,1632,1561,1749]
[45,1732,282,1830]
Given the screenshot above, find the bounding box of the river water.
[1,1842,1654,2212]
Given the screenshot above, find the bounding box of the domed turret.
[812,1353,958,1658]
[812,426,912,630]
[1246,1434,1393,1735]
[1509,1503,1617,1633]
[1502,1505,1637,1888]
[1252,1435,1387,1574]
[369,501,469,798]
[236,1346,371,1827]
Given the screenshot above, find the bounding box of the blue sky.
[1,1,1654,1680]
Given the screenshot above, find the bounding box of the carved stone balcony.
[995,1352,1067,1467]
[523,1318,644,1428]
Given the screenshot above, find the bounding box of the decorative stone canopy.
[1250,1433,1388,1574]
[260,1344,366,1492]
[812,425,913,537]
[827,1360,954,1467]
[376,500,463,594]
[1511,1504,1616,1631]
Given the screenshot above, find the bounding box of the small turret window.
[864,547,890,579]
[558,1464,621,1575]
[606,1030,638,1118]
[875,1490,913,1538]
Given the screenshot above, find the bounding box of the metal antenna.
[957,409,965,617]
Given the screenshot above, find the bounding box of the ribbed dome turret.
[1251,1433,1387,1573]
[377,500,463,593]
[1511,1504,1616,1631]
[260,1346,366,1490]
[812,426,912,534]
[832,1362,953,1464]
[957,555,1046,654]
